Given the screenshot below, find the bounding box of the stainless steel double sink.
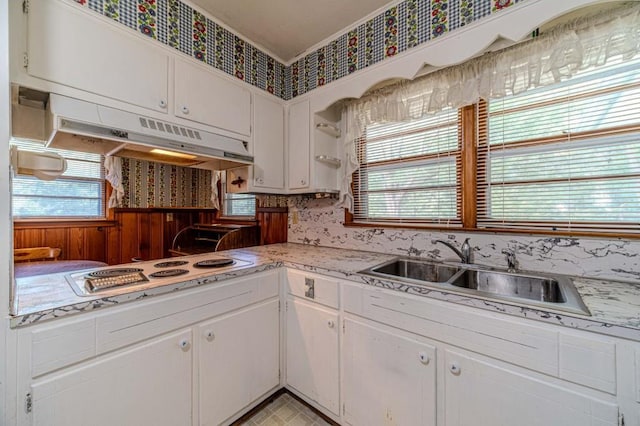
[360,258,590,316]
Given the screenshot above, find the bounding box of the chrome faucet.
[502,249,518,273]
[433,238,472,264]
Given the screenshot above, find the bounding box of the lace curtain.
[339,3,640,211]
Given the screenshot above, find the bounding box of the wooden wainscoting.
[14,220,115,263]
[256,207,288,245]
[107,209,218,264]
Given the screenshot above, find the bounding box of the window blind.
[353,108,462,226]
[477,57,640,232]
[223,193,256,217]
[12,140,105,219]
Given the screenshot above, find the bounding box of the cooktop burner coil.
[149,269,190,278]
[87,268,144,278]
[193,258,235,268]
[153,260,189,268]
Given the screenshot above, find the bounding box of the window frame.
[345,98,640,238]
[11,141,108,221]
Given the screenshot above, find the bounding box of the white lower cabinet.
[30,329,193,426]
[343,318,437,426]
[443,348,619,426]
[199,300,280,426]
[286,297,340,416]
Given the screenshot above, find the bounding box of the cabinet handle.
[449,362,461,375]
[181,106,190,114]
[255,177,264,184]
[418,352,430,365]
[327,320,335,328]
[179,339,191,352]
[159,99,167,108]
[205,331,215,342]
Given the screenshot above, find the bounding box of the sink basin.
[450,270,565,303]
[364,259,460,284]
[360,258,590,316]
[449,269,590,315]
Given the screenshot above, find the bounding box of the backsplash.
[71,0,527,100]
[288,197,640,282]
[120,158,213,208]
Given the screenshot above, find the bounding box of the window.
[223,193,256,217]
[349,57,640,235]
[11,140,105,219]
[478,58,640,232]
[353,108,461,225]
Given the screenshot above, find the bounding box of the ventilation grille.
[139,117,202,140]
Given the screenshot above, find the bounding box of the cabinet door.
[199,300,280,426]
[288,99,310,190]
[30,329,192,426]
[28,0,169,113]
[343,319,436,426]
[174,59,251,136]
[252,93,285,190]
[286,297,339,415]
[444,349,619,426]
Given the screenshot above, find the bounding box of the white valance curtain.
[339,3,640,211]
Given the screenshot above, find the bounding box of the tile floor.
[238,393,332,426]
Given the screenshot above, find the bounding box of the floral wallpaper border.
[72,0,525,101]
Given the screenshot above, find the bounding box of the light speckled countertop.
[12,243,640,341]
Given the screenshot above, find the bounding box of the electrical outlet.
[166,213,174,222]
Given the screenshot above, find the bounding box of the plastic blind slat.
[478,57,640,232]
[353,108,462,225]
[11,139,105,218]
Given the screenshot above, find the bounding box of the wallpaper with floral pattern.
[120,158,213,208]
[73,0,525,100]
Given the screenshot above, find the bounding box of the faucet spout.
[433,238,472,264]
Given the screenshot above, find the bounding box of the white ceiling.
[189,0,395,63]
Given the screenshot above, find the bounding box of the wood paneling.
[257,207,288,245]
[14,207,281,267]
[14,223,112,263]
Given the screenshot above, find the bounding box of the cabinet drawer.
[344,284,559,376]
[559,334,616,394]
[29,317,96,378]
[287,269,339,309]
[96,270,279,353]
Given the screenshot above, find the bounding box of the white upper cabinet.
[174,59,251,136]
[27,0,169,113]
[251,92,285,190]
[288,99,311,190]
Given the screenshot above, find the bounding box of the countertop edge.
[10,244,640,342]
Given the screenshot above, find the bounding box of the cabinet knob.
[300,179,306,185]
[159,99,167,108]
[449,362,461,375]
[327,320,335,328]
[205,331,215,342]
[181,106,190,114]
[255,177,264,184]
[179,339,191,352]
[418,352,430,365]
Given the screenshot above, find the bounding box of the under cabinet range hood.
[12,89,253,170]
